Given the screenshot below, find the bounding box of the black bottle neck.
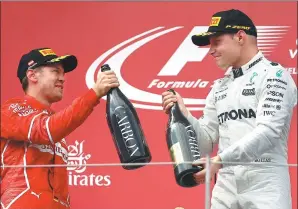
[108,87,120,95]
[170,102,186,122]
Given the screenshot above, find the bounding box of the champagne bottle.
[101,64,152,170]
[166,89,203,187]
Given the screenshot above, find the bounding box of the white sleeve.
[187,87,220,156]
[219,68,297,163]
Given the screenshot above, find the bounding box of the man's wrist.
[215,155,223,169]
[92,87,103,98]
[84,88,101,106]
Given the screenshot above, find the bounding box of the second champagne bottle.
[101,64,152,170]
[166,89,203,187]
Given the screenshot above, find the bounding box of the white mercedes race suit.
[187,51,297,209]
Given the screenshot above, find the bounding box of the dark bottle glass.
[166,89,203,187]
[101,64,152,170]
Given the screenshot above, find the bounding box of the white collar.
[224,51,264,79]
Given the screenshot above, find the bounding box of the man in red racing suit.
[1,47,119,209]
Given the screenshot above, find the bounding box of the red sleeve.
[1,89,99,145]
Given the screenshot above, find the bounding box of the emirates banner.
[1,2,297,209]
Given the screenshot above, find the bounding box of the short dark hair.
[21,67,43,92]
[21,76,29,92]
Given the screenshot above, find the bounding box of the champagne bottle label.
[185,125,201,160]
[115,105,140,157]
[170,142,184,167]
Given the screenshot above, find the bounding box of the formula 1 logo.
[86,26,289,111]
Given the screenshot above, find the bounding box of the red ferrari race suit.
[1,89,99,209]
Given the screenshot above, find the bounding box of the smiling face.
[28,63,65,103]
[208,32,242,70]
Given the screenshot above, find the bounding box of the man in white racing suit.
[161,9,297,209]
